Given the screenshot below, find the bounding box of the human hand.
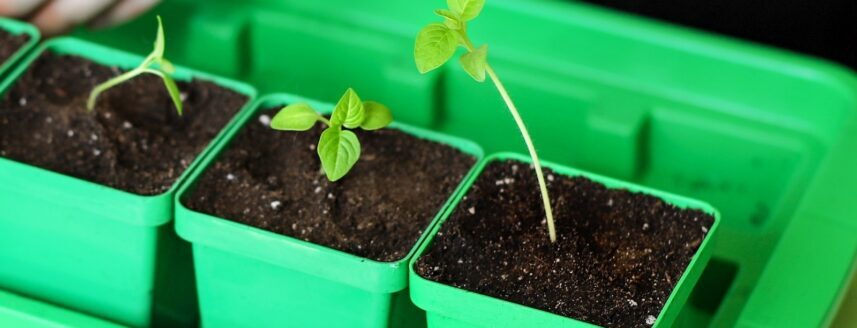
[0,0,160,36]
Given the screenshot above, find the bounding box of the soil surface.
[0,53,248,195]
[184,109,476,262]
[0,30,29,65]
[415,160,714,327]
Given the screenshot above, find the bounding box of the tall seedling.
[415,0,557,242]
[88,16,183,115]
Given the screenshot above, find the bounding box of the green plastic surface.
[409,152,721,328]
[0,288,125,328]
[51,0,857,325]
[0,18,38,78]
[0,38,256,327]
[174,93,484,328]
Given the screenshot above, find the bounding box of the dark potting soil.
[0,30,29,65]
[0,53,248,195]
[415,160,715,328]
[184,108,476,262]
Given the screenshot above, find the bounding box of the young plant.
[415,0,558,242]
[87,16,183,115]
[270,88,393,181]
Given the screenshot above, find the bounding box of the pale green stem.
[484,65,557,243]
[318,115,332,126]
[87,67,146,111]
[87,54,158,111]
[459,33,557,242]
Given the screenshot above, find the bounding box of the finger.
[0,0,48,18]
[90,0,160,29]
[30,0,116,36]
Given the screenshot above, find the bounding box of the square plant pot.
[409,152,721,328]
[0,38,256,327]
[175,93,484,328]
[0,18,39,77]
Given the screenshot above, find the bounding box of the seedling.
[87,16,183,115]
[270,88,393,181]
[415,0,557,242]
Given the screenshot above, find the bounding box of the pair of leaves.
[415,0,488,82]
[270,89,393,132]
[87,16,183,115]
[270,88,393,181]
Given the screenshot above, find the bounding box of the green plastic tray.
[0,18,39,78]
[65,0,857,326]
[410,152,721,327]
[0,288,125,328]
[0,37,256,327]
[174,93,484,327]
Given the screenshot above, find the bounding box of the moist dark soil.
[415,160,715,328]
[0,30,29,65]
[184,108,477,262]
[0,53,248,195]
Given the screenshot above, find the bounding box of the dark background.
[577,0,857,72]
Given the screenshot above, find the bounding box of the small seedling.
[87,16,183,115]
[270,88,393,181]
[415,0,558,242]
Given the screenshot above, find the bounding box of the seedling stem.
[485,67,556,242]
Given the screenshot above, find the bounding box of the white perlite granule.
[646,315,656,325]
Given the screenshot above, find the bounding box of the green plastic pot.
[0,18,38,78]
[0,288,125,328]
[175,93,484,328]
[410,152,721,328]
[0,38,256,327]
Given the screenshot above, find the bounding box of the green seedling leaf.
[87,15,183,115]
[360,101,393,130]
[153,16,165,58]
[154,70,184,116]
[435,9,462,29]
[447,0,485,21]
[270,103,319,131]
[318,127,361,181]
[331,88,365,128]
[460,44,488,82]
[414,23,458,74]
